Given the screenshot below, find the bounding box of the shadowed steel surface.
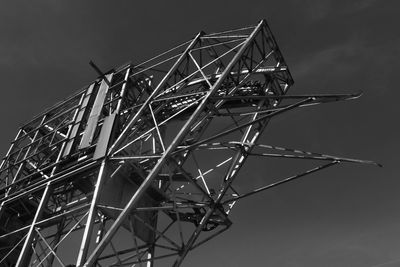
[0,19,378,267]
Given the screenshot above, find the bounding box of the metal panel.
[63,83,96,157]
[79,74,113,149]
[98,164,158,244]
[93,113,116,160]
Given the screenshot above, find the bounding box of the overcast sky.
[0,1,399,266]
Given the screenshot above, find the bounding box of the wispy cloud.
[299,0,332,21]
[349,0,378,11]
[291,34,399,94]
[299,0,378,22]
[291,38,361,80]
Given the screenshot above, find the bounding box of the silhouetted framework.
[0,19,378,267]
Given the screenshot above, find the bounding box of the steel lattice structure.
[0,19,379,267]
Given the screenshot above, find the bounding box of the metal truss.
[0,19,379,267]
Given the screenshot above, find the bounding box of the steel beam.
[76,160,108,266]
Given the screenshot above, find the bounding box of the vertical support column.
[76,160,108,266]
[146,247,155,267]
[115,67,131,114]
[15,182,52,267]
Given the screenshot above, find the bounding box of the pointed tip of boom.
[349,91,363,100]
[348,158,383,168]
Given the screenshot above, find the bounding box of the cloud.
[349,0,378,11]
[301,0,333,21]
[298,0,378,23]
[291,38,361,80]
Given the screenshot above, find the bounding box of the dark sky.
[0,1,399,266]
